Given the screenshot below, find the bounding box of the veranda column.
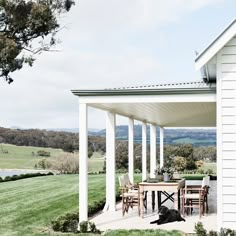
[104,111,116,211]
[160,127,164,168]
[79,103,88,222]
[128,118,134,184]
[142,122,147,181]
[150,124,156,178]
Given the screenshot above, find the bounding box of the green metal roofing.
[72,81,216,96]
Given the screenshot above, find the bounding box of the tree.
[0,0,75,83]
[174,156,186,172]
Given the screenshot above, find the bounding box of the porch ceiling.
[89,101,216,127]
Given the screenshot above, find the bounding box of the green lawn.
[0,144,104,173]
[0,174,145,236]
[0,173,183,236]
[0,174,106,236]
[0,144,63,169]
[88,152,104,172]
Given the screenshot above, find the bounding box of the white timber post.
[160,126,164,168]
[142,122,147,181]
[79,103,88,222]
[128,118,134,184]
[150,124,157,178]
[104,111,116,212]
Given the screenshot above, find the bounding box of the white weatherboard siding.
[218,36,236,229]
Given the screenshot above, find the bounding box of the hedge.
[0,172,54,183]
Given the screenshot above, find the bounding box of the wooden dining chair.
[118,175,140,216]
[182,177,208,218]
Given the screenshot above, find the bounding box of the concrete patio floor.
[92,182,217,233]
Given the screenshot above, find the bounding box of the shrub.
[209,230,218,236]
[198,168,205,174]
[185,158,197,170]
[0,172,54,183]
[196,160,204,168]
[206,168,214,175]
[89,221,100,234]
[134,169,141,174]
[51,212,79,233]
[88,149,93,158]
[174,156,186,171]
[195,222,207,236]
[116,168,127,173]
[79,221,88,233]
[37,150,51,157]
[49,154,79,174]
[37,158,51,170]
[4,176,12,182]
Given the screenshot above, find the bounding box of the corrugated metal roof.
[72,81,216,96]
[105,81,216,90]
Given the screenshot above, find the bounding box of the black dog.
[150,206,185,225]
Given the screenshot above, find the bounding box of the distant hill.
[5,125,216,147]
[90,125,216,147]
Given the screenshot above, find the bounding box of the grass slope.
[0,174,106,236]
[0,144,104,173]
[0,144,63,169]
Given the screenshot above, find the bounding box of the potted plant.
[154,166,175,182]
[154,166,164,181]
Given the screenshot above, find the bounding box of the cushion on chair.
[184,193,203,199]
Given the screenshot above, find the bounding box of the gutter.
[71,86,216,97]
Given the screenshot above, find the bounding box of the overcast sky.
[0,0,235,130]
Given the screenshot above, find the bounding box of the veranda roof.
[72,81,216,127]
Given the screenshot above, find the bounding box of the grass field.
[0,144,104,172]
[0,144,63,169]
[0,174,105,236]
[0,174,144,236]
[88,152,104,172]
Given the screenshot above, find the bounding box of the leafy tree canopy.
[0,0,74,83]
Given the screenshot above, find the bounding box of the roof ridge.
[105,80,207,91]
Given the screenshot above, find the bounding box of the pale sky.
[0,0,235,130]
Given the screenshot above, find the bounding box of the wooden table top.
[139,179,185,191]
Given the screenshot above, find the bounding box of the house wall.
[217,36,236,229]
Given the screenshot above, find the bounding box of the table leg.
[174,191,178,210]
[152,191,155,212]
[140,190,144,218]
[157,191,161,210]
[178,189,180,211]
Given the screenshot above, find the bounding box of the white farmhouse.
[196,19,236,229]
[72,19,236,230]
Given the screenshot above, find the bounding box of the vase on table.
[163,172,169,182]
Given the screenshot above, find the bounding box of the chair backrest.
[205,175,210,187]
[201,176,210,188]
[201,177,206,188]
[118,175,125,187]
[123,173,131,186]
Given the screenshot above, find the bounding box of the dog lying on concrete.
[150,206,185,225]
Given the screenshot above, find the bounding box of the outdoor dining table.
[139,178,185,218]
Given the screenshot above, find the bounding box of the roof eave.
[71,87,216,97]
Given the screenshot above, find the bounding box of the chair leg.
[205,195,209,213]
[199,199,202,218]
[122,196,125,216]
